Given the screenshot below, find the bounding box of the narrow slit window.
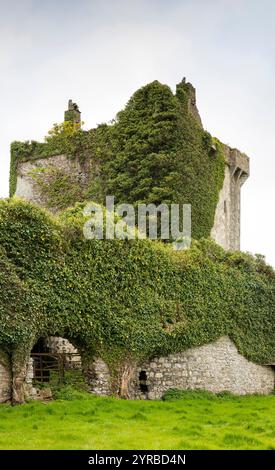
[224,200,227,214]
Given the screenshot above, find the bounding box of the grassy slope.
[0,392,274,450]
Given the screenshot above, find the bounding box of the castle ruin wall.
[89,337,274,399]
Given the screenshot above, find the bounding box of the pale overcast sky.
[1,0,275,264]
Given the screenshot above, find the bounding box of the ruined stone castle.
[16,87,250,252]
[1,82,274,401]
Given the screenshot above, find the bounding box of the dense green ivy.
[10,81,225,238]
[5,81,274,394]
[98,81,225,239]
[30,166,89,211]
[0,200,274,382]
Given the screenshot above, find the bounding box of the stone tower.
[182,79,250,251]
[64,99,81,125]
[211,147,249,251]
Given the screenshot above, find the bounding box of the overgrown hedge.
[10,81,225,239]
[0,199,274,383]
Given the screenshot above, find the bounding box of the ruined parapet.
[64,99,81,125]
[211,146,249,251]
[178,78,203,127]
[185,81,203,127]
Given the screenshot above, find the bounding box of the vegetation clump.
[4,81,274,403]
[0,199,274,402]
[10,81,225,238]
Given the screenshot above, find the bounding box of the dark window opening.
[139,370,149,393]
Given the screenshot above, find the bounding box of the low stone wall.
[0,351,11,402]
[1,337,274,402]
[130,337,274,399]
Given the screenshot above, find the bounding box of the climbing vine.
[5,82,274,401]
[0,200,274,393]
[9,122,95,197]
[10,81,225,237]
[97,81,225,239]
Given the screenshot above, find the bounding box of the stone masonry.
[86,358,111,396]
[1,337,274,401]
[211,146,249,251]
[88,337,274,399]
[15,154,90,212]
[46,336,81,367]
[0,351,11,402]
[0,354,36,402]
[5,87,267,402]
[131,337,274,399]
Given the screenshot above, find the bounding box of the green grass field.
[0,389,274,450]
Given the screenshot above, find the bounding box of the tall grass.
[0,390,274,450]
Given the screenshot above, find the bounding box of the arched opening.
[31,336,82,385]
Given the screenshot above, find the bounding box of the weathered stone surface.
[185,81,203,127]
[0,354,37,402]
[46,336,78,354]
[211,146,249,251]
[1,337,274,401]
[130,337,274,399]
[15,154,90,211]
[86,358,111,396]
[36,337,275,400]
[35,388,53,401]
[0,351,11,402]
[87,337,274,399]
[46,336,81,367]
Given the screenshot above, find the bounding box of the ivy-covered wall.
[10,81,226,239]
[9,122,96,198]
[5,82,267,403]
[0,199,274,401]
